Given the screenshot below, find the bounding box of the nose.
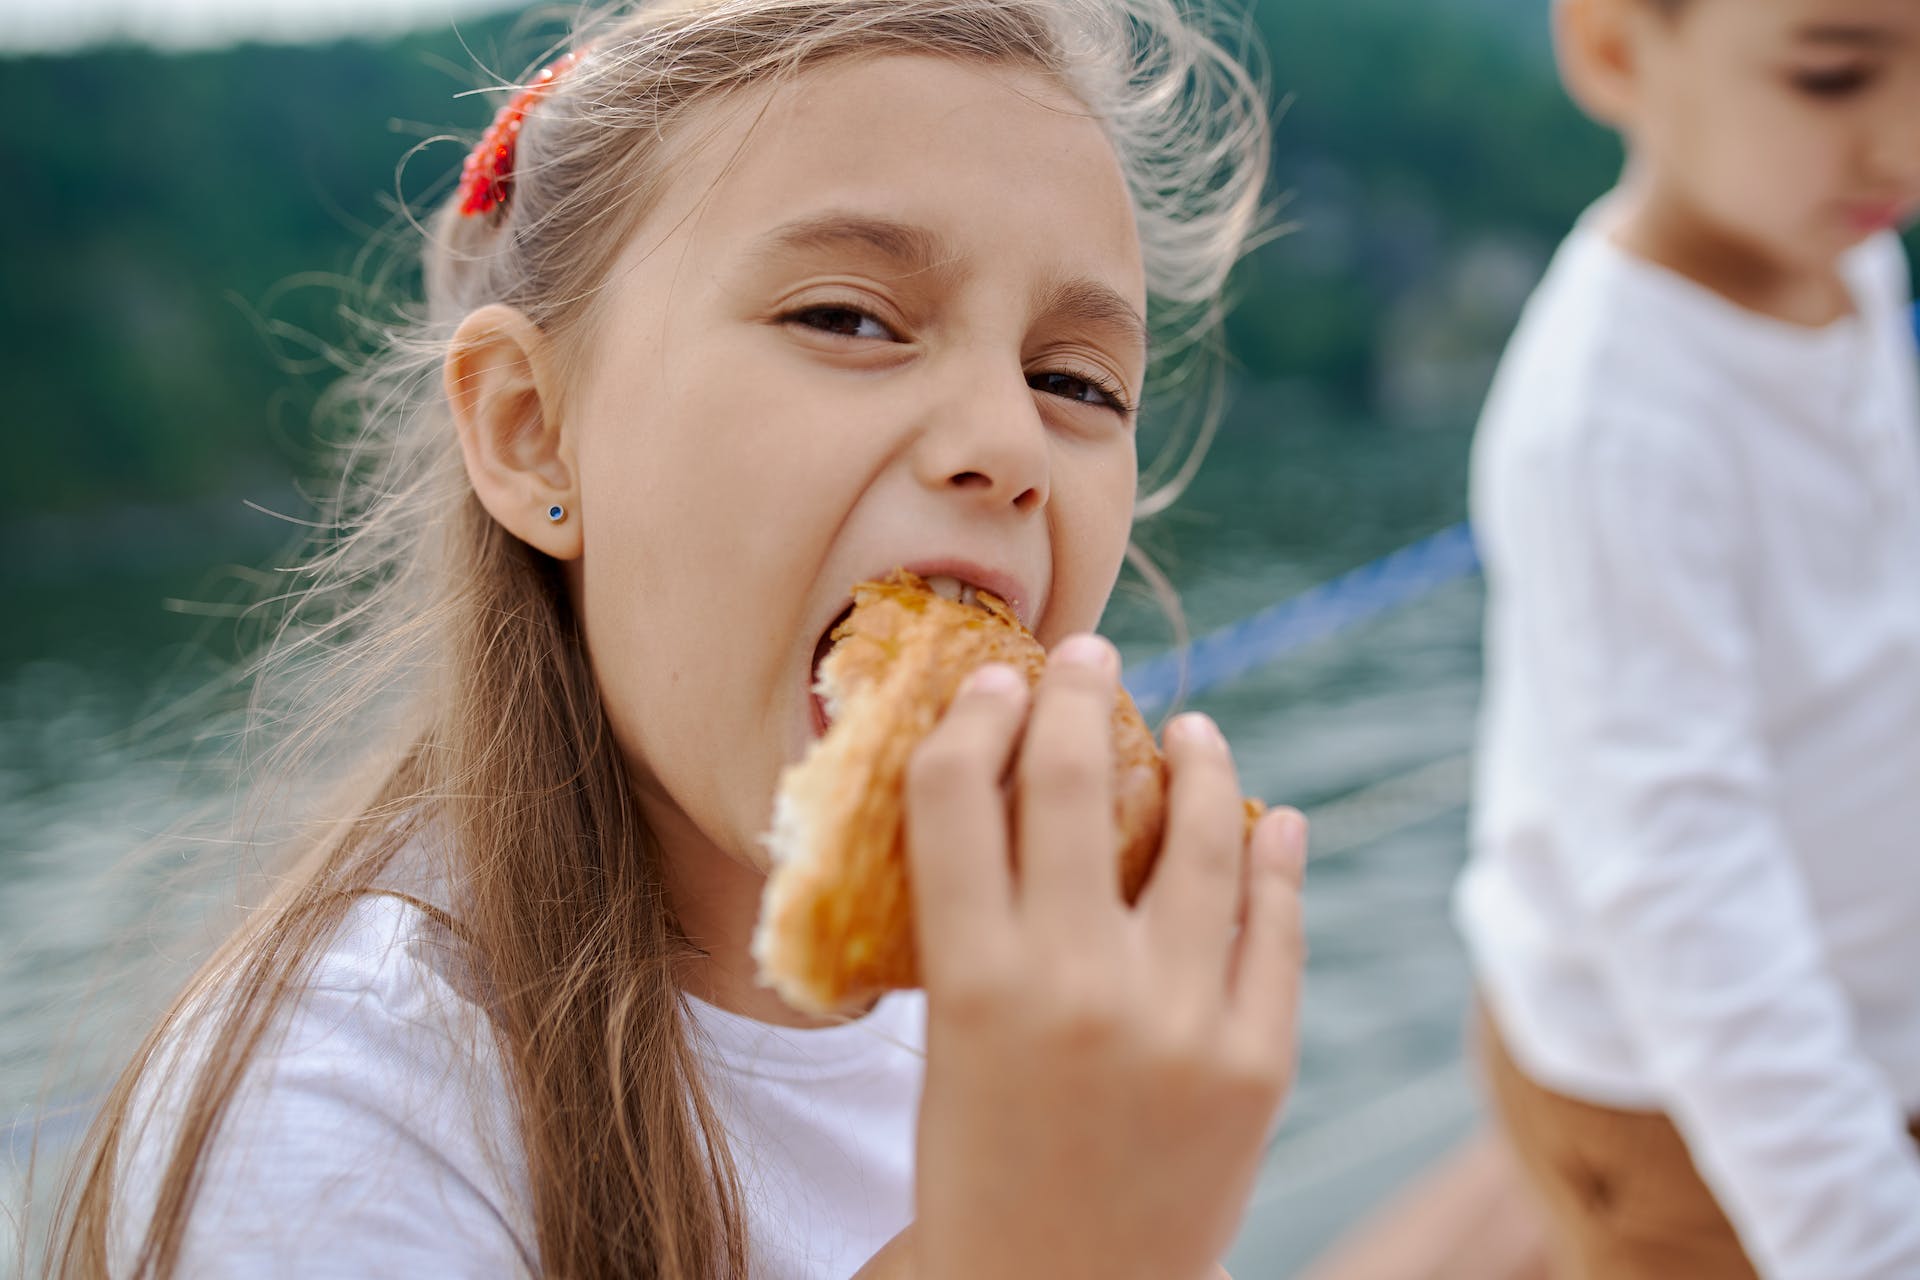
[913,365,1050,516]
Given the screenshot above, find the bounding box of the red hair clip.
[459,50,585,218]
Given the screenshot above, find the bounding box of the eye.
[1029,369,1135,415]
[1791,64,1877,99]
[783,305,897,341]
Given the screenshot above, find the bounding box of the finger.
[1014,634,1121,931]
[904,664,1028,985]
[1226,807,1308,1052]
[1138,712,1246,993]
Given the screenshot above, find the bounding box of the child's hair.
[46,1,1270,1276]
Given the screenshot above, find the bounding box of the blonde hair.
[46,1,1270,1275]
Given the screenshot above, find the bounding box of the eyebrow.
[1035,277,1151,359]
[1794,23,1900,49]
[750,213,959,278]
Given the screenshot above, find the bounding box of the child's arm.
[853,1225,1239,1279]
[892,643,1306,1280]
[1486,413,1920,1279]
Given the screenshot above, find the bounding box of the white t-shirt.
[111,887,925,1278]
[693,984,923,1277]
[1457,201,1920,1279]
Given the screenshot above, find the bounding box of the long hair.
[45,1,1270,1275]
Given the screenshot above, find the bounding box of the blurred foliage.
[3,14,553,514]
[1228,0,1614,391]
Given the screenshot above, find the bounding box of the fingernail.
[1051,634,1116,675]
[963,663,1025,697]
[1267,808,1308,865]
[1168,712,1223,750]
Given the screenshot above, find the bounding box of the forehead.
[1707,0,1920,44]
[618,53,1145,311]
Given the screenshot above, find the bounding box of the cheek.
[577,347,856,583]
[1675,92,1837,229]
[565,353,881,853]
[1041,441,1138,644]
[1721,84,1849,188]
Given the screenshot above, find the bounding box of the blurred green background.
[4,2,1915,1273]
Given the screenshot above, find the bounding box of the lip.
[809,557,1042,650]
[894,558,1040,630]
[800,556,1045,741]
[1842,199,1911,233]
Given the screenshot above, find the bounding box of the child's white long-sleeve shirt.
[1458,204,1920,1280]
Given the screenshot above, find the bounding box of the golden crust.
[752,571,1263,1015]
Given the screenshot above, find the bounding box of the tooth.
[925,575,964,602]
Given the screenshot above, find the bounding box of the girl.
[47,0,1305,1276]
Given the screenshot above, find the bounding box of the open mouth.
[805,574,991,739]
[808,603,854,737]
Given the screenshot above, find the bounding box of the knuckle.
[1260,902,1309,969]
[1022,748,1104,800]
[1039,981,1127,1051]
[1053,1007,1124,1054]
[1166,750,1234,806]
[1179,822,1242,880]
[1248,882,1306,955]
[1218,1040,1290,1103]
[1144,1028,1214,1089]
[937,963,1019,1025]
[1178,755,1240,805]
[1038,675,1116,727]
[1242,947,1306,1011]
[907,739,977,795]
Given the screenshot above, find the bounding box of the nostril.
[945,472,1043,511]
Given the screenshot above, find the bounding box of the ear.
[444,303,582,561]
[1555,0,1641,130]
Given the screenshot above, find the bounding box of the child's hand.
[903,634,1307,1280]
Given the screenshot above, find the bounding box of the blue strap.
[1123,523,1482,719]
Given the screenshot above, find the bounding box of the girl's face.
[565,54,1146,875]
[1622,0,1920,268]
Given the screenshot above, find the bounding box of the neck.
[638,781,852,1030]
[1608,160,1853,327]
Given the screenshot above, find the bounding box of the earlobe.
[1555,0,1638,129]
[444,303,584,561]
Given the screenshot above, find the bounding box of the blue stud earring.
[547,503,566,523]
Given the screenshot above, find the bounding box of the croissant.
[753,570,1260,1015]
